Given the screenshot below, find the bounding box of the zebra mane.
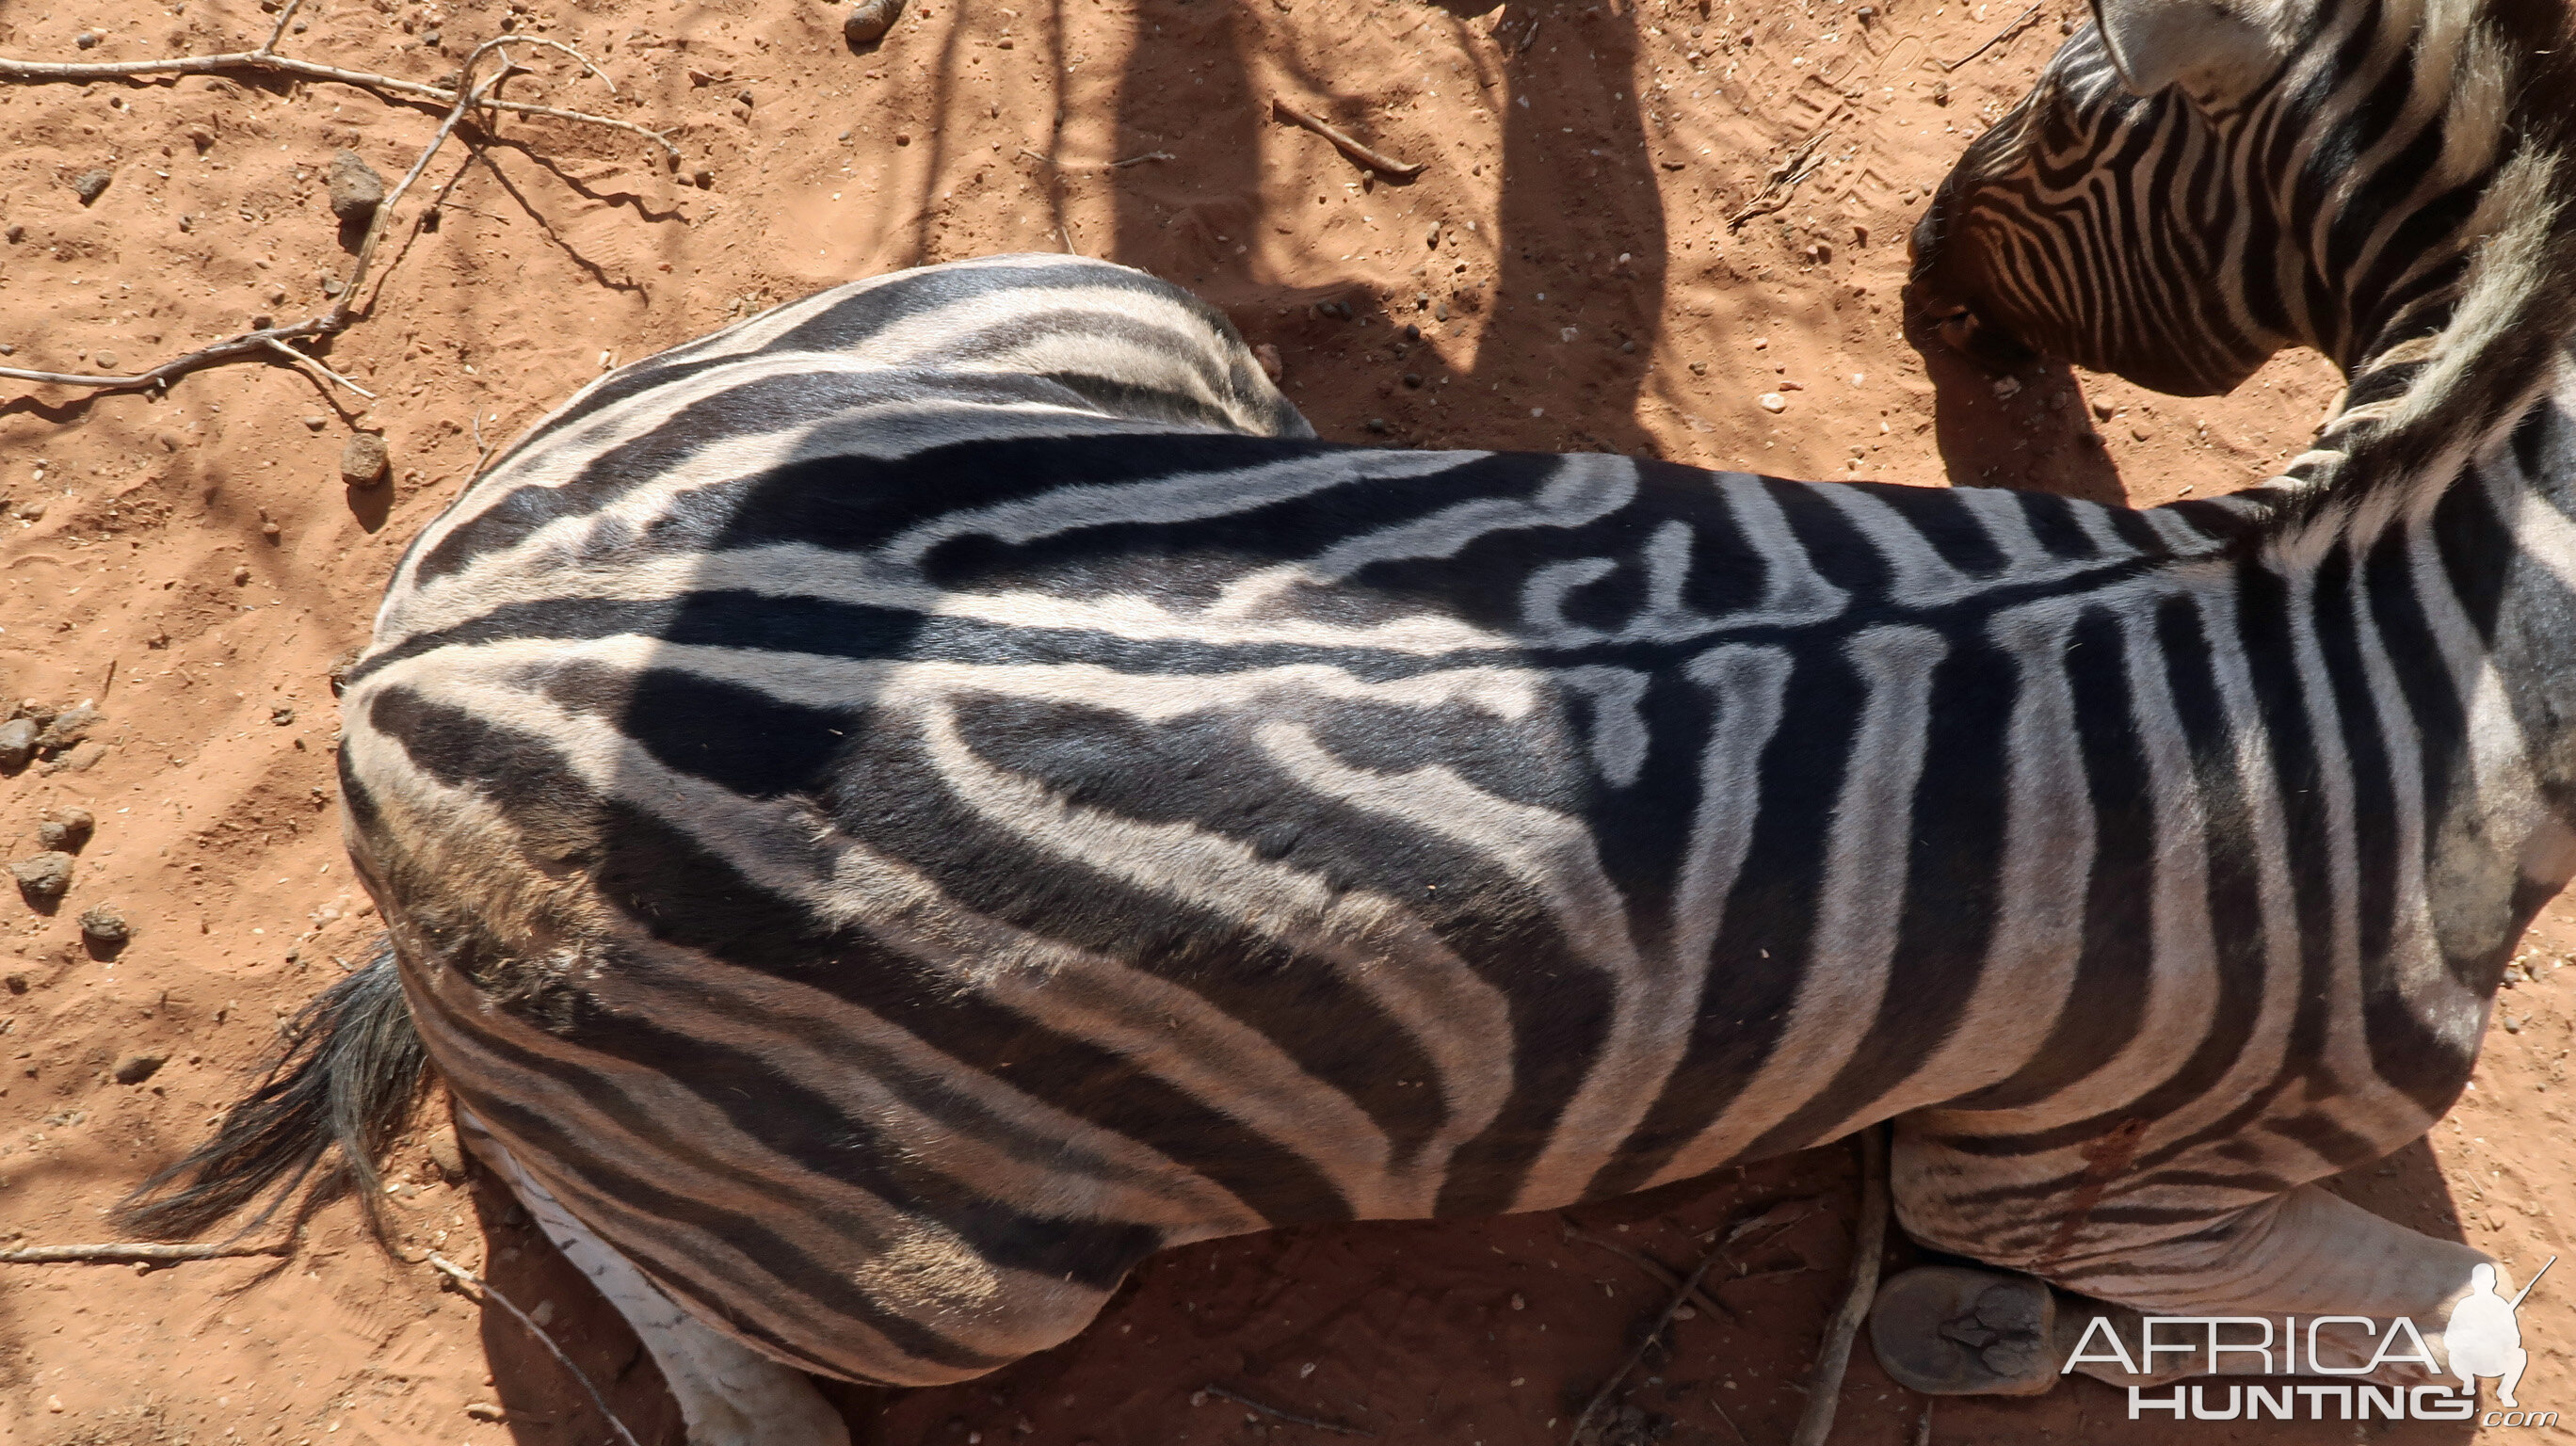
[2248,2,2576,559]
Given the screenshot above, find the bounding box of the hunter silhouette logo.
[2069,1255,2557,1425]
[2445,1258,2551,1409]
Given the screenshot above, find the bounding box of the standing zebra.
[121,1,2572,1438]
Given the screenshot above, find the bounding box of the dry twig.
[1941,3,2044,71]
[1787,1126,1892,1446]
[1109,150,1178,168]
[0,30,667,397]
[1563,1197,1818,1446]
[1566,1237,1731,1445]
[1272,98,1425,181]
[0,1240,287,1265]
[1199,1385,1374,1438]
[0,6,674,160]
[1727,127,1835,230]
[1560,1223,1735,1322]
[426,1251,645,1446]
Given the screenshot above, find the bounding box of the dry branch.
[1727,127,1835,230]
[426,1251,646,1446]
[1787,1126,1892,1446]
[0,28,670,397]
[1940,3,2044,71]
[0,8,674,161]
[0,1240,287,1264]
[1198,1385,1374,1437]
[1272,98,1425,180]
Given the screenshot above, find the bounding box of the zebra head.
[1908,0,2552,396]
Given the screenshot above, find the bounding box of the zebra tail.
[113,938,428,1243]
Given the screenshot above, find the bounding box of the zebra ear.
[2087,0,2296,103]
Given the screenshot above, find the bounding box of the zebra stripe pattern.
[337,222,2552,1387]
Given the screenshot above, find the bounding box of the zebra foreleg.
[458,1111,853,1446]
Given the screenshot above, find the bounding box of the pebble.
[74,29,102,47]
[35,704,99,754]
[3,973,24,994]
[69,169,113,205]
[79,905,131,946]
[426,1125,467,1181]
[341,432,391,488]
[844,0,907,46]
[111,1053,163,1085]
[464,1404,507,1423]
[1991,375,2023,399]
[691,167,715,187]
[1758,393,1788,412]
[92,351,118,370]
[36,807,94,854]
[10,851,74,903]
[1364,417,1390,435]
[303,415,330,431]
[1402,373,1423,389]
[0,717,34,772]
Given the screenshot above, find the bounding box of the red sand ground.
[1,0,2568,1441]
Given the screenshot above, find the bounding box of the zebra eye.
[1934,308,1983,353]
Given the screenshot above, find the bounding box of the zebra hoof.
[1868,1265,2060,1396]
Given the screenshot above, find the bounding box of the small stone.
[188,128,215,152]
[69,169,113,204]
[271,705,297,726]
[320,277,346,297]
[79,905,130,946]
[35,704,99,754]
[303,415,330,431]
[1403,372,1423,388]
[1991,375,2023,399]
[1364,417,1390,435]
[111,1053,164,1085]
[894,133,912,146]
[736,89,755,107]
[1931,80,1951,105]
[426,1125,466,1180]
[92,351,118,370]
[36,807,94,853]
[75,30,102,47]
[10,851,74,903]
[2,226,20,245]
[341,432,390,488]
[1689,360,1709,376]
[233,566,252,586]
[0,718,35,772]
[2,972,24,994]
[2091,400,2116,421]
[1758,393,1788,413]
[691,167,715,188]
[844,0,907,46]
[422,27,442,44]
[464,1404,507,1423]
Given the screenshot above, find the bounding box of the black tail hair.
[115,938,429,1242]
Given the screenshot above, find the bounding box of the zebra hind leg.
[1867,1264,2061,1396]
[459,1111,852,1446]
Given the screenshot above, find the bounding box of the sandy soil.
[0,0,2568,1441]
